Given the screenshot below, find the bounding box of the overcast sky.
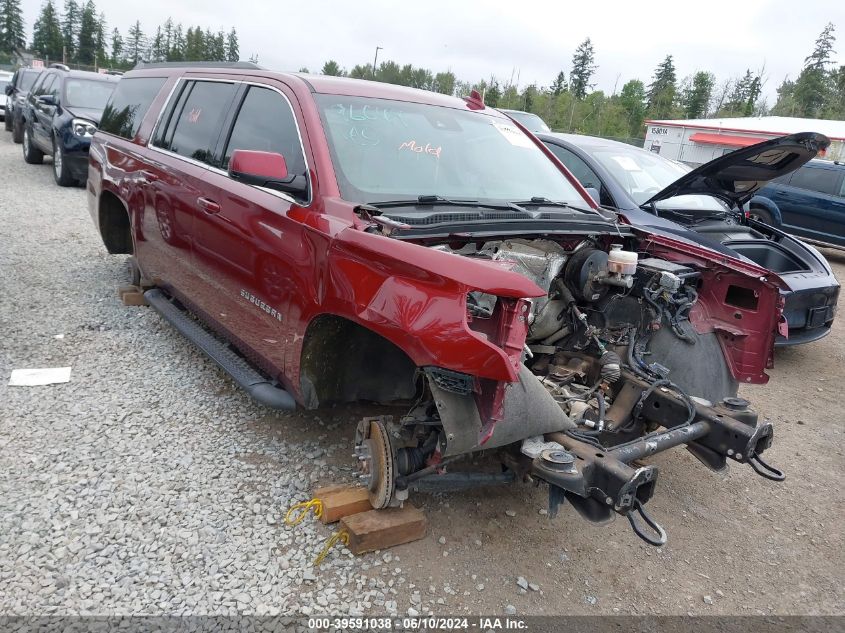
[20,0,844,104]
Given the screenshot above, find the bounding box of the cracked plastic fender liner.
[430,365,574,456]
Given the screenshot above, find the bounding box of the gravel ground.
[1,130,843,617]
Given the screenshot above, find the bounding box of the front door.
[189,81,312,385]
[776,166,845,246]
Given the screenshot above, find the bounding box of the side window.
[222,86,306,176]
[156,80,237,166]
[33,74,53,97]
[48,76,61,101]
[100,77,167,140]
[546,143,611,204]
[789,166,840,196]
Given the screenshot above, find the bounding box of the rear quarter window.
[100,77,167,140]
[789,165,841,196]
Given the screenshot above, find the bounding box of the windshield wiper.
[366,195,532,215]
[513,196,611,218]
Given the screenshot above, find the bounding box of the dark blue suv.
[751,160,845,248]
[21,65,119,186]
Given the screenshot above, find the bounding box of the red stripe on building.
[688,132,764,147]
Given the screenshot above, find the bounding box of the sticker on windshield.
[611,155,642,171]
[398,140,442,158]
[492,121,534,148]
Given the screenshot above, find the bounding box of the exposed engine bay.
[353,236,785,545]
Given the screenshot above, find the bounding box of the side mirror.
[37,94,57,106]
[4,84,12,96]
[228,149,308,198]
[584,187,601,205]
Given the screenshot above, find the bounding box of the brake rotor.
[354,417,395,509]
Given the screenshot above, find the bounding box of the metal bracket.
[626,499,667,546]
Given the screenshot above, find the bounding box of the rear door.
[188,79,312,383]
[32,73,57,150]
[776,165,845,246]
[143,78,239,300]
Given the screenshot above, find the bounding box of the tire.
[12,116,23,143]
[748,206,775,226]
[22,126,43,164]
[52,136,74,186]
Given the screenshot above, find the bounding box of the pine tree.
[226,27,238,62]
[61,0,80,60]
[150,26,164,61]
[551,71,567,96]
[169,24,185,61]
[109,27,122,66]
[485,79,502,106]
[321,60,342,76]
[31,0,64,60]
[0,0,27,54]
[681,71,715,118]
[75,0,98,65]
[126,19,146,65]
[646,54,678,118]
[569,38,596,100]
[95,11,107,65]
[793,22,836,117]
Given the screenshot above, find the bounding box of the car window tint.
[64,79,116,109]
[20,70,38,91]
[36,75,54,96]
[789,166,840,196]
[547,144,602,190]
[164,80,236,166]
[101,77,166,140]
[223,86,306,176]
[839,174,845,198]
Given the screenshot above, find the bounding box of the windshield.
[505,111,551,133]
[592,146,726,212]
[20,71,38,91]
[64,79,116,110]
[315,94,587,207]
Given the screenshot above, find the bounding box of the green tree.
[31,0,64,60]
[551,71,567,96]
[484,78,501,106]
[348,64,371,79]
[569,38,596,99]
[681,71,715,118]
[618,79,646,137]
[0,0,26,53]
[226,27,238,62]
[95,11,107,64]
[321,60,342,76]
[169,24,185,61]
[126,19,146,65]
[61,0,80,60]
[793,22,836,117]
[109,27,122,65]
[433,71,455,95]
[521,83,537,111]
[75,0,98,65]
[646,54,678,118]
[150,26,164,61]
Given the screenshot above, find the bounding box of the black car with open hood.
[538,131,839,346]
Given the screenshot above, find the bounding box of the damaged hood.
[642,132,830,209]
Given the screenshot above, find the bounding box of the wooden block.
[340,505,427,554]
[118,284,138,299]
[314,485,372,524]
[121,291,148,306]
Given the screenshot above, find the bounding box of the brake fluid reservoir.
[607,244,638,275]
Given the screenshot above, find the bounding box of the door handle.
[197,197,221,214]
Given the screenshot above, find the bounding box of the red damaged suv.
[88,62,789,545]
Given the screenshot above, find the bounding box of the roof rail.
[49,63,70,71]
[132,61,263,71]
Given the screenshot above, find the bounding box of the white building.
[642,116,845,166]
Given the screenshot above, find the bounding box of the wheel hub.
[353,417,396,509]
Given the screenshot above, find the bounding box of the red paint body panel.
[88,67,786,411]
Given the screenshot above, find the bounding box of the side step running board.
[144,289,296,411]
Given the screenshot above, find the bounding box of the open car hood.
[642,132,830,209]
